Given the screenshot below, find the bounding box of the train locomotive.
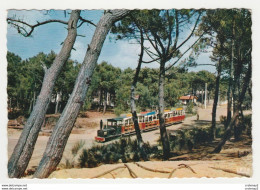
[95,108,185,142]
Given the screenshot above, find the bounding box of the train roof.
[107,117,125,122]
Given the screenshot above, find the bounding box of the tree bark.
[103,91,107,114]
[213,61,251,153]
[32,88,36,108]
[97,89,102,112]
[211,59,222,140]
[158,61,170,160]
[55,92,60,114]
[33,10,130,178]
[226,21,235,126]
[28,97,33,115]
[8,10,80,178]
[130,29,148,161]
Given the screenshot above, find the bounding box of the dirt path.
[8,105,228,169]
[8,104,252,178]
[8,112,115,170]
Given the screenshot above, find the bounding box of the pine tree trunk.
[55,91,62,114]
[9,98,12,110]
[130,29,148,161]
[211,59,222,140]
[233,63,244,141]
[213,61,251,153]
[32,86,36,108]
[226,21,235,126]
[33,10,130,178]
[28,98,32,115]
[158,61,170,160]
[226,78,232,127]
[55,93,59,114]
[8,10,80,178]
[97,89,102,112]
[103,91,107,115]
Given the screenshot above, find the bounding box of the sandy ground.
[49,155,252,178]
[8,112,116,170]
[8,104,252,178]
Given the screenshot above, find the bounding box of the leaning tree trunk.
[130,29,148,161]
[158,61,170,160]
[211,59,222,140]
[213,61,251,153]
[8,10,80,178]
[33,10,130,178]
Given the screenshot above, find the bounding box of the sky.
[7,10,216,73]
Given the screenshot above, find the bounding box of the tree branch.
[134,162,170,173]
[91,166,126,178]
[7,18,68,37]
[165,32,205,71]
[172,10,179,50]
[124,164,138,178]
[78,16,96,27]
[144,32,162,57]
[40,61,48,74]
[165,10,172,55]
[143,48,160,64]
[175,13,201,50]
[152,31,165,55]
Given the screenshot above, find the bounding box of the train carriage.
[95,108,185,142]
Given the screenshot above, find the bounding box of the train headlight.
[104,131,107,136]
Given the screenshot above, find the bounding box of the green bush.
[186,102,194,114]
[169,126,212,153]
[114,107,124,116]
[78,137,158,168]
[71,140,85,156]
[219,115,227,125]
[241,114,252,137]
[79,149,88,168]
[215,127,225,138]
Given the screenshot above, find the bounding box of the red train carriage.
[95,108,185,142]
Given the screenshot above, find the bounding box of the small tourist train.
[95,108,185,142]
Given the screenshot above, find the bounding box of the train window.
[149,116,152,121]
